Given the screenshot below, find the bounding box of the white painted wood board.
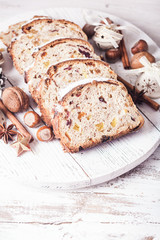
[0,8,159,190]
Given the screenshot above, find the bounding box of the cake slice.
[0,16,50,47]
[52,80,144,152]
[39,59,117,126]
[26,38,100,102]
[22,18,87,41]
[9,19,88,74]
[0,20,26,48]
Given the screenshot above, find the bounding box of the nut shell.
[2,88,22,112]
[37,126,54,142]
[24,111,41,128]
[2,87,29,113]
[105,48,121,63]
[82,24,95,39]
[131,52,155,69]
[16,87,29,110]
[131,39,148,54]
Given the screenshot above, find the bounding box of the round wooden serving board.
[0,8,159,189]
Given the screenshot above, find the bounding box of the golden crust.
[9,40,25,75]
[47,58,111,76]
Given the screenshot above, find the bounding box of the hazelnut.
[2,86,29,113]
[24,111,41,128]
[131,39,148,54]
[131,52,155,69]
[105,48,121,63]
[82,24,95,39]
[37,126,54,142]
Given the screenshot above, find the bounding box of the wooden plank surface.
[0,146,160,239]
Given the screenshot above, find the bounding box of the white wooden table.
[0,0,160,239]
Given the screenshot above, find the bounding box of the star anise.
[128,87,145,104]
[0,122,17,144]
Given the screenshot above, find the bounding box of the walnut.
[2,87,29,113]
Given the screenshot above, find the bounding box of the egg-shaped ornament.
[92,22,123,50]
[136,72,160,98]
[135,57,160,99]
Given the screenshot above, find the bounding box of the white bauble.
[136,72,160,99]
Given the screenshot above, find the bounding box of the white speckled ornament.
[134,56,160,99]
[136,73,160,98]
[83,12,123,50]
[92,24,123,50]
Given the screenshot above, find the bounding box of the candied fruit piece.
[28,35,34,39]
[44,61,50,68]
[73,123,80,131]
[83,72,88,78]
[41,52,47,57]
[33,40,39,45]
[65,132,71,141]
[43,39,50,43]
[125,103,128,107]
[30,29,38,34]
[95,122,104,131]
[87,115,92,120]
[95,68,101,74]
[78,112,86,120]
[111,117,117,127]
[64,109,70,119]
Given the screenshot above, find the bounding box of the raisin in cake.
[39,59,117,126]
[0,16,50,47]
[26,38,100,102]
[9,19,88,74]
[52,80,144,152]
